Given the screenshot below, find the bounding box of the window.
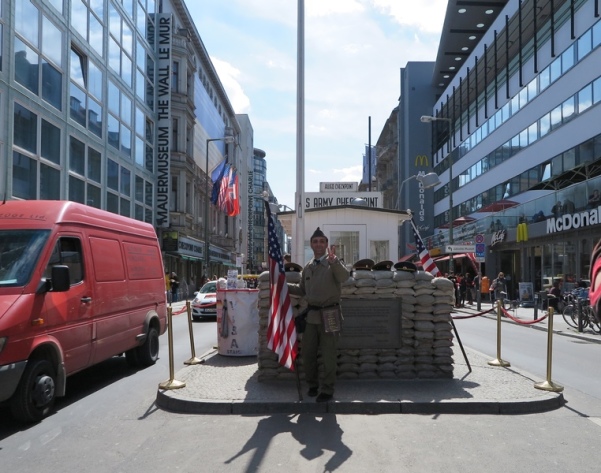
[41,120,61,165]
[14,103,37,154]
[70,48,103,135]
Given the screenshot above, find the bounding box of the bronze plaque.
[338,299,402,349]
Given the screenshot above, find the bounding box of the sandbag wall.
[257,268,456,381]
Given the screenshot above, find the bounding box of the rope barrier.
[452,307,495,319]
[170,304,189,315]
[499,305,550,325]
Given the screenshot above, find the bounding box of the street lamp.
[396,171,441,209]
[420,115,455,274]
[204,128,235,278]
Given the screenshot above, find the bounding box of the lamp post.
[420,115,455,274]
[397,171,441,209]
[204,128,235,278]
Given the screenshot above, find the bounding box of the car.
[191,281,218,320]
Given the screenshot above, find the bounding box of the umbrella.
[478,199,519,213]
[438,216,476,228]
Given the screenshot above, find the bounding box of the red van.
[0,201,167,422]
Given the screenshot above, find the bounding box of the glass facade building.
[420,0,601,295]
[1,1,244,296]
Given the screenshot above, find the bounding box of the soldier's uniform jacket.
[289,257,349,324]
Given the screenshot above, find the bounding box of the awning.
[438,216,476,228]
[477,199,518,213]
[397,254,415,263]
[434,253,470,262]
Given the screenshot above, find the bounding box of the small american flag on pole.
[410,219,442,277]
[264,200,297,370]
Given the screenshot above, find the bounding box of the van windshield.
[0,230,50,287]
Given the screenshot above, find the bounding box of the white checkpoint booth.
[216,288,259,356]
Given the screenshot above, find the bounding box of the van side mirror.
[50,265,71,292]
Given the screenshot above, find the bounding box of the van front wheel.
[137,326,159,366]
[11,359,56,423]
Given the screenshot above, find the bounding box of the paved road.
[1,302,600,472]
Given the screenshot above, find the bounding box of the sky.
[188,0,448,209]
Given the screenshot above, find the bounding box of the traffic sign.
[445,244,475,253]
[475,243,486,258]
[475,234,484,244]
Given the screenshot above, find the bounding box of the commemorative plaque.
[338,298,402,349]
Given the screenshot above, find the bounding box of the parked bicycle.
[562,289,601,333]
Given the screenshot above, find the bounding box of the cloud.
[191,0,444,207]
[210,58,252,113]
[372,0,447,34]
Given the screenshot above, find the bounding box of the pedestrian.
[288,227,350,403]
[480,274,490,302]
[170,272,179,303]
[459,274,467,307]
[466,273,474,305]
[164,271,171,302]
[491,272,508,308]
[547,280,562,310]
[448,273,460,308]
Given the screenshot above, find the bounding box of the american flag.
[217,164,231,211]
[264,200,297,370]
[410,219,442,277]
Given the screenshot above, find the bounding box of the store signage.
[546,207,601,233]
[445,244,475,253]
[154,13,172,228]
[304,191,383,209]
[320,182,358,192]
[490,229,506,247]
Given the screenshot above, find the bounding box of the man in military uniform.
[289,227,349,402]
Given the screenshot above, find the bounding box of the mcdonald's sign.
[517,222,529,242]
[415,155,429,167]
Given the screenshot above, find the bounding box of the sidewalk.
[156,301,568,416]
[455,299,601,341]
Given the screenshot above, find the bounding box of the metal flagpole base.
[184,357,204,365]
[534,380,564,393]
[487,358,511,367]
[158,379,186,390]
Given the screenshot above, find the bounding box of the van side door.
[42,235,94,374]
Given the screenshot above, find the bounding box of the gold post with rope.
[184,300,203,365]
[534,307,564,392]
[159,306,186,390]
[488,299,510,367]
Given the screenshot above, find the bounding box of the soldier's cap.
[394,261,417,272]
[285,262,303,272]
[352,258,375,270]
[372,260,393,271]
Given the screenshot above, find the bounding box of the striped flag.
[211,162,228,205]
[410,219,442,277]
[264,199,297,370]
[216,164,231,210]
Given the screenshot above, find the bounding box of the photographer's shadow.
[225,413,352,472]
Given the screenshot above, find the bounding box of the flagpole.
[294,0,305,266]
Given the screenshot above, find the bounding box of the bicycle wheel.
[588,308,601,334]
[562,305,578,328]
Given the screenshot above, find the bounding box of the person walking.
[288,227,349,402]
[459,274,467,307]
[165,271,171,303]
[492,272,508,308]
[169,272,180,303]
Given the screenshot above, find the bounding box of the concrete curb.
[156,389,564,416]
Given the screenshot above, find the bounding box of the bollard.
[488,300,511,367]
[184,300,203,365]
[158,307,186,390]
[533,293,538,320]
[534,308,564,392]
[577,299,584,333]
